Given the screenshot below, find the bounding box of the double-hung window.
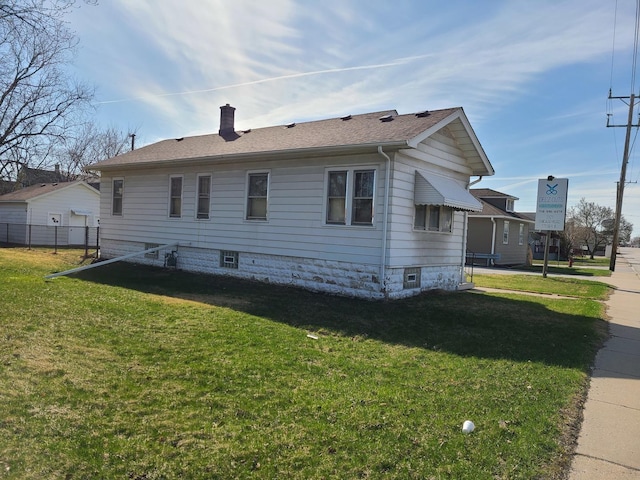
[503,220,510,244]
[327,171,347,224]
[518,223,524,245]
[169,175,183,218]
[112,178,124,216]
[197,174,211,219]
[414,205,453,232]
[326,168,375,225]
[246,172,269,220]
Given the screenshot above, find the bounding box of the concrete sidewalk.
[569,249,640,479]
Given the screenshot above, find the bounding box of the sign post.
[535,177,569,278]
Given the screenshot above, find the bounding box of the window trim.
[168,175,184,218]
[506,199,515,212]
[112,178,124,216]
[196,173,212,220]
[518,223,525,245]
[503,220,510,244]
[245,170,270,221]
[324,166,376,227]
[413,204,453,233]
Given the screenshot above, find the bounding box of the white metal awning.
[414,171,482,212]
[71,209,93,216]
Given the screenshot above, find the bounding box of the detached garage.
[0,181,100,246]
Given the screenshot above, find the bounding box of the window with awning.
[414,171,482,212]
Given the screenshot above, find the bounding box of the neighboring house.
[89,104,494,299]
[0,181,100,245]
[17,165,67,187]
[466,189,534,266]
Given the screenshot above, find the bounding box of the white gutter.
[44,242,181,279]
[377,146,392,296]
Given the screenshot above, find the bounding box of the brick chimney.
[219,104,236,136]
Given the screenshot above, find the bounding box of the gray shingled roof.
[0,181,96,202]
[471,188,518,200]
[469,190,533,221]
[89,107,494,176]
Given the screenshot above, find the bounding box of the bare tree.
[0,0,94,182]
[567,198,633,259]
[55,122,136,178]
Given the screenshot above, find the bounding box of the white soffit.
[414,171,482,212]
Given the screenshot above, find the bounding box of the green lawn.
[510,265,611,277]
[473,274,611,300]
[0,248,609,479]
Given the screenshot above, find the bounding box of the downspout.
[460,176,482,284]
[490,217,497,265]
[377,146,392,296]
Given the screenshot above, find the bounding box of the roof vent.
[242,129,252,134]
[175,137,184,142]
[415,110,431,117]
[341,114,352,121]
[285,122,296,128]
[379,114,394,122]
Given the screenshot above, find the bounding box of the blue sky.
[68,0,640,236]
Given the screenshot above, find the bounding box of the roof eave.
[88,141,409,172]
[407,108,495,177]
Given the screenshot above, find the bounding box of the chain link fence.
[0,223,99,256]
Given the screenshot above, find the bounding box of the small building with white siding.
[0,181,100,245]
[89,105,495,299]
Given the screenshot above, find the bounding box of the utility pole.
[606,91,639,271]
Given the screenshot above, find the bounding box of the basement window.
[144,243,159,259]
[403,267,421,289]
[220,251,239,269]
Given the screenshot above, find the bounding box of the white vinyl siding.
[98,157,385,266]
[386,130,474,267]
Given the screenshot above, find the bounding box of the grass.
[512,265,611,277]
[0,248,609,479]
[533,256,610,267]
[473,274,611,300]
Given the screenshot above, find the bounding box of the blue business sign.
[535,178,569,231]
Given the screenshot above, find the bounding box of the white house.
[0,181,100,245]
[89,105,494,299]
